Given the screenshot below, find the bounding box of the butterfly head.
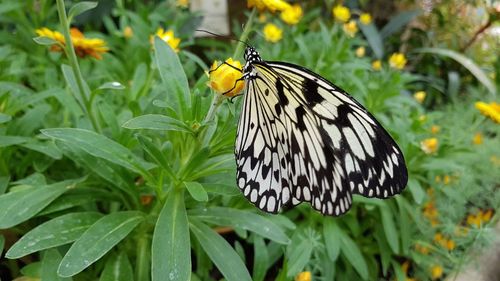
[243,46,261,78]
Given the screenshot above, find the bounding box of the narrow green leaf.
[42,128,151,174]
[6,212,102,259]
[0,112,12,123]
[380,10,421,39]
[359,23,384,59]
[61,64,89,105]
[21,141,63,159]
[58,211,144,277]
[0,179,82,229]
[184,182,208,202]
[189,207,289,244]
[41,249,71,281]
[252,236,269,281]
[152,190,191,281]
[0,235,4,258]
[201,183,240,196]
[135,134,175,178]
[286,239,313,277]
[0,135,29,147]
[99,252,133,281]
[0,176,9,195]
[380,204,400,253]
[68,1,98,19]
[33,36,58,46]
[154,36,191,120]
[98,81,125,90]
[414,47,496,95]
[190,218,252,281]
[339,230,369,280]
[122,114,192,133]
[408,178,424,204]
[323,218,341,262]
[396,197,411,255]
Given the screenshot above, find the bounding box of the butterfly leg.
[208,61,243,74]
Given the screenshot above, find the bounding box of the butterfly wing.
[235,60,408,216]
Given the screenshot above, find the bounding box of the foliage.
[0,1,498,281]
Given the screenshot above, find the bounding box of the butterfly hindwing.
[235,48,408,216]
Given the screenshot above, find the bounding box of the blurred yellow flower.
[258,13,267,22]
[208,58,244,97]
[475,101,500,123]
[263,23,283,43]
[420,138,438,154]
[262,0,291,12]
[467,209,494,227]
[372,60,382,70]
[123,26,133,38]
[445,239,456,250]
[419,115,427,122]
[389,52,407,69]
[35,27,109,59]
[360,13,372,24]
[248,0,266,11]
[332,5,351,22]
[281,4,303,25]
[355,46,365,57]
[152,28,181,52]
[443,175,451,185]
[431,265,443,280]
[176,0,189,8]
[430,125,440,134]
[473,132,483,144]
[343,20,358,37]
[295,271,311,281]
[414,91,426,103]
[415,243,430,255]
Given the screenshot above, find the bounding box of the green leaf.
[122,114,192,133]
[99,252,133,281]
[42,128,151,174]
[359,23,384,59]
[252,236,269,281]
[189,207,289,244]
[135,134,175,179]
[58,211,144,277]
[323,218,341,262]
[286,239,313,277]
[414,47,496,95]
[61,64,89,106]
[339,230,369,280]
[0,113,12,123]
[98,81,125,90]
[0,176,9,195]
[0,235,4,258]
[396,197,411,255]
[201,183,240,196]
[0,135,29,147]
[154,36,191,120]
[68,1,98,19]
[380,10,421,39]
[190,218,252,281]
[33,36,59,46]
[184,181,208,202]
[380,204,400,253]
[152,190,191,281]
[21,141,63,159]
[41,249,71,281]
[6,212,102,259]
[0,179,82,229]
[408,178,424,204]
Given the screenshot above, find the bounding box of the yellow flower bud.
[372,60,382,70]
[208,58,244,97]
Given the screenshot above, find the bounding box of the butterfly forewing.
[235,48,408,216]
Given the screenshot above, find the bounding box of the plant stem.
[55,0,99,132]
[233,8,256,59]
[135,234,151,281]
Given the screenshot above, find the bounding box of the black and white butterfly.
[232,46,408,216]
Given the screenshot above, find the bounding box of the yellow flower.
[414,91,426,103]
[332,5,351,22]
[343,20,358,37]
[431,265,443,280]
[208,58,244,97]
[420,138,438,154]
[360,13,372,25]
[281,4,303,25]
[176,0,189,8]
[445,239,455,250]
[389,52,407,69]
[262,0,291,12]
[263,23,283,43]
[475,101,500,123]
[355,46,365,57]
[248,0,266,11]
[472,132,483,145]
[401,260,410,274]
[430,125,440,134]
[372,60,382,70]
[152,28,181,52]
[295,271,311,281]
[123,26,133,38]
[35,27,109,59]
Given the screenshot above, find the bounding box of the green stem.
[135,234,151,281]
[203,94,224,124]
[56,0,99,132]
[233,8,257,59]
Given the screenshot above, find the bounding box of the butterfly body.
[235,46,408,216]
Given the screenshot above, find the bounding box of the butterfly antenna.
[196,29,251,47]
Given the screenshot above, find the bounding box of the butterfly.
[229,46,408,216]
